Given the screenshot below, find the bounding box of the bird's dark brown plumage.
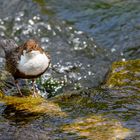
[0,38,51,96]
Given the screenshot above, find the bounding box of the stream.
[0,0,140,139]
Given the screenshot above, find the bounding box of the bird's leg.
[32,79,37,97]
[14,79,23,96]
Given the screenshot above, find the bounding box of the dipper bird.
[0,38,50,97]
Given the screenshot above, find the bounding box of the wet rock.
[103,59,140,139]
[46,0,140,52]
[62,115,130,140]
[1,96,67,118]
[0,92,131,140]
[106,59,140,88]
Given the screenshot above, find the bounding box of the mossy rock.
[0,96,67,120]
[51,92,131,140]
[0,91,132,139]
[106,59,140,88]
[62,115,131,140]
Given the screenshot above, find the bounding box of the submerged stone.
[51,92,131,140]
[0,96,67,121]
[62,115,130,140]
[0,91,132,139]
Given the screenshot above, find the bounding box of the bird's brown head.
[23,39,43,53]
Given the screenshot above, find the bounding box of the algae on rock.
[106,59,140,89]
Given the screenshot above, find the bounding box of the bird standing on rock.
[0,38,51,97]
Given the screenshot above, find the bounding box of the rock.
[0,92,131,140]
[106,59,140,89]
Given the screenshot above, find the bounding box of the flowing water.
[0,0,140,139]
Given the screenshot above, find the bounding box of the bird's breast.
[17,50,50,76]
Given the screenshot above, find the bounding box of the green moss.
[0,91,4,98]
[32,0,55,15]
[0,96,67,117]
[52,92,94,108]
[62,115,131,140]
[95,2,112,9]
[41,78,65,98]
[51,91,131,138]
[0,89,132,139]
[106,59,140,88]
[33,0,46,6]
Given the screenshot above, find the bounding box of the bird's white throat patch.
[17,50,49,75]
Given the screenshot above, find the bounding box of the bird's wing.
[0,38,18,54]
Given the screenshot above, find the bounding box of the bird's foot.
[32,91,38,98]
[18,91,24,97]
[16,92,24,97]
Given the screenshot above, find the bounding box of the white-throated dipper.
[0,38,50,97]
